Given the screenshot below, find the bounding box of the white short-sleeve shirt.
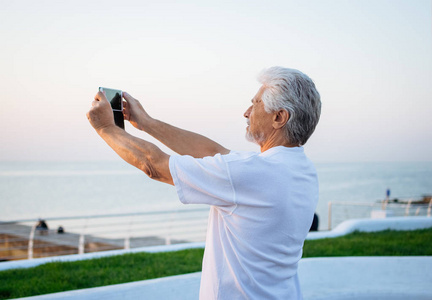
[169,146,319,300]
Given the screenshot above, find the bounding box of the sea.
[0,161,431,231]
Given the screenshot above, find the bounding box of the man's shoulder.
[225,146,315,178]
[170,151,259,170]
[225,146,307,162]
[222,150,259,163]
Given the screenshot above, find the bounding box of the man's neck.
[259,132,298,152]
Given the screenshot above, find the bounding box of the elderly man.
[87,66,321,299]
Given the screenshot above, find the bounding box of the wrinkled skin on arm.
[87,91,173,185]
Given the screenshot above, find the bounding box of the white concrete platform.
[15,256,432,300]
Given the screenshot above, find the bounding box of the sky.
[0,0,431,163]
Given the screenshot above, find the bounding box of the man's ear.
[272,109,290,129]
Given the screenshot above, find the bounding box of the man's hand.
[123,92,153,131]
[87,91,116,133]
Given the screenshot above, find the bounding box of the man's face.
[244,86,274,145]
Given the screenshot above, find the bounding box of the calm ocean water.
[1,161,431,229]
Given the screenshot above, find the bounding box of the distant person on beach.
[87,66,321,299]
[36,219,49,235]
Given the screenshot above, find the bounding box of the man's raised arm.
[123,92,230,158]
[87,92,173,185]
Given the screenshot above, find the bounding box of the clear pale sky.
[1,0,431,162]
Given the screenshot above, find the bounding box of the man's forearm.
[98,125,173,185]
[143,118,230,158]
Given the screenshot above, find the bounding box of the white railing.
[0,207,209,262]
[327,199,432,230]
[3,199,430,261]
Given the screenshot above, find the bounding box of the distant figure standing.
[382,188,391,210]
[36,219,49,235]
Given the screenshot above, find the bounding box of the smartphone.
[99,87,125,129]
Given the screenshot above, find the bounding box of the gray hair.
[258,66,321,146]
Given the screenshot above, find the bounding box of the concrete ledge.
[0,242,205,272]
[306,216,432,240]
[15,256,432,300]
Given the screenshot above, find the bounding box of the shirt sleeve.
[169,153,236,208]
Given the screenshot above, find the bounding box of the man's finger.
[122,92,136,103]
[122,101,129,120]
[95,91,109,103]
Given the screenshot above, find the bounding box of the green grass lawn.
[302,228,432,257]
[1,228,431,299]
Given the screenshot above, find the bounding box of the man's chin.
[245,132,263,145]
[245,133,255,143]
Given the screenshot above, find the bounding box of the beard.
[245,126,266,145]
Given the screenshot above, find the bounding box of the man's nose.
[244,106,252,118]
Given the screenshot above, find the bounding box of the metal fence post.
[79,218,88,255]
[124,217,133,250]
[382,199,388,211]
[165,211,175,245]
[78,234,85,255]
[405,200,412,216]
[28,224,36,260]
[328,201,332,230]
[428,199,432,217]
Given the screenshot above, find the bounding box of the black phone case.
[113,111,125,129]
